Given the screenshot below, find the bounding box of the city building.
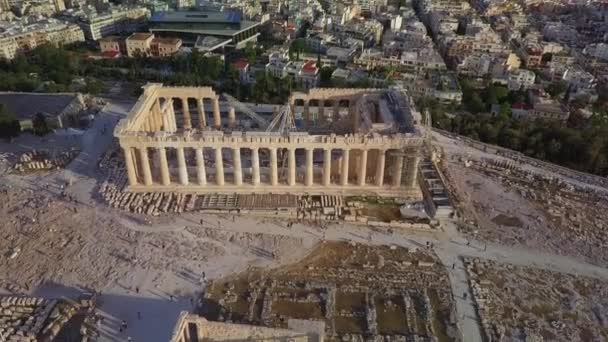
[507,69,536,91]
[149,11,260,48]
[99,33,182,58]
[295,60,320,89]
[584,43,608,61]
[512,89,569,121]
[0,19,85,60]
[231,59,251,83]
[126,32,154,57]
[75,5,150,41]
[99,35,126,57]
[399,72,462,104]
[115,83,425,198]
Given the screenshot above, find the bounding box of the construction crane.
[222,93,270,128]
[265,104,296,135]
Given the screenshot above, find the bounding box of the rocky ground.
[203,241,458,342]
[434,132,608,267]
[465,257,608,342]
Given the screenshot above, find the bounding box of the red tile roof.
[232,59,249,70]
[101,50,121,59]
[302,60,318,72]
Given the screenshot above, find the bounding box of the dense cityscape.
[0,0,607,341]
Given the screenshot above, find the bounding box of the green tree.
[0,104,20,140]
[289,39,307,61]
[546,81,567,98]
[244,42,258,64]
[32,113,50,136]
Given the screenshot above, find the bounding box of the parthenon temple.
[114,83,425,197]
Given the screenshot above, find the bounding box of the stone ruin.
[203,243,456,342]
[12,150,79,173]
[0,295,96,342]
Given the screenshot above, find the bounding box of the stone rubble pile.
[0,296,88,342]
[100,181,194,215]
[12,150,79,173]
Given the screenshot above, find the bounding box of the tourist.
[135,287,139,294]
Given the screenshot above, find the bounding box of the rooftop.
[0,93,82,121]
[128,32,154,41]
[150,11,242,24]
[149,11,259,37]
[232,59,249,70]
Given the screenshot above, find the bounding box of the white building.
[508,69,535,91]
[390,15,403,31]
[0,19,85,60]
[265,51,290,78]
[583,43,608,61]
[295,60,320,89]
[77,6,150,41]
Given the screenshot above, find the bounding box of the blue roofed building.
[148,11,260,49]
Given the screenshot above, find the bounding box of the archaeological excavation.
[200,241,457,342]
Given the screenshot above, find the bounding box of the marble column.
[215,147,224,186]
[162,109,170,132]
[393,155,404,187]
[269,148,278,186]
[233,147,242,185]
[375,150,385,186]
[158,147,170,186]
[251,148,260,186]
[213,96,221,129]
[177,147,189,185]
[197,98,206,128]
[195,148,206,185]
[288,148,296,186]
[124,147,137,186]
[153,99,162,130]
[305,148,314,186]
[341,149,350,186]
[358,149,367,186]
[228,107,236,128]
[168,101,177,132]
[139,147,152,185]
[304,101,310,128]
[405,156,420,188]
[319,101,325,123]
[323,148,331,186]
[351,104,359,132]
[181,97,192,129]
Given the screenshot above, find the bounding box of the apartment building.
[100,33,181,58]
[76,6,150,41]
[0,20,85,60]
[507,69,536,90]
